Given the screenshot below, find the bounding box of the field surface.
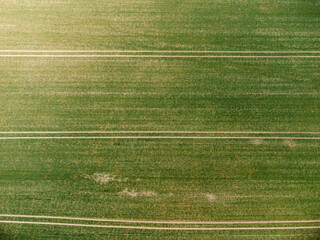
[0,0,319,239]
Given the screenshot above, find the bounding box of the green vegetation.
[0,58,319,132]
[1,139,319,239]
[0,0,319,51]
[0,0,319,239]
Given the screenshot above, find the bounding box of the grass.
[0,0,319,50]
[0,58,319,132]
[1,139,319,219]
[0,0,319,239]
[0,139,319,238]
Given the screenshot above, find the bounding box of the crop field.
[0,0,320,239]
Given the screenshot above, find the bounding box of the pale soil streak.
[204,194,216,201]
[223,195,293,199]
[119,188,157,198]
[86,173,127,184]
[0,214,319,225]
[284,140,297,148]
[0,50,320,53]
[0,136,320,140]
[229,234,318,238]
[0,221,319,230]
[0,131,319,135]
[2,92,319,96]
[1,55,320,58]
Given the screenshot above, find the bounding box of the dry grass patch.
[204,193,216,202]
[86,173,128,184]
[251,139,263,145]
[119,188,157,198]
[284,140,297,148]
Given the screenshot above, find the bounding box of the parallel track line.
[0,50,320,53]
[0,220,319,231]
[0,136,320,140]
[1,55,320,58]
[0,131,319,135]
[1,214,319,225]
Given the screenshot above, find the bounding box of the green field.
[0,0,319,239]
[1,0,320,50]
